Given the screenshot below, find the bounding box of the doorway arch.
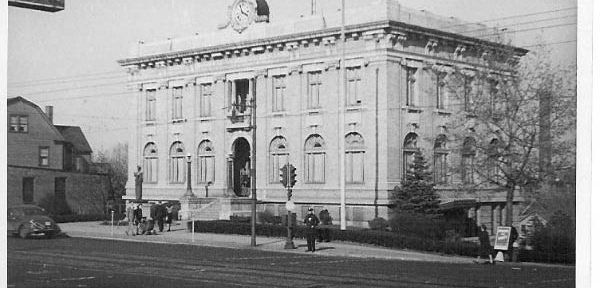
[230,137,251,197]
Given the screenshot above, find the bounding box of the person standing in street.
[475,225,494,264]
[165,203,174,232]
[155,201,167,232]
[125,201,136,236]
[318,207,332,242]
[303,207,320,252]
[133,204,143,235]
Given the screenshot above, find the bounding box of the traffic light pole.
[250,90,257,247]
[284,184,294,249]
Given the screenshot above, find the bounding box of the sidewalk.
[58,221,478,264]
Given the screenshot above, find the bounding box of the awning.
[440,199,477,210]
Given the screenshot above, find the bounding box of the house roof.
[55,125,93,154]
[7,96,65,141]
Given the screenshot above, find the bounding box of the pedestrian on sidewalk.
[303,207,320,252]
[165,203,174,232]
[318,207,332,242]
[133,204,143,235]
[156,201,167,232]
[475,225,494,264]
[125,201,136,236]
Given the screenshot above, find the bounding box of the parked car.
[7,204,61,238]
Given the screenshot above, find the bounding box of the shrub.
[53,214,108,223]
[389,212,445,240]
[368,217,388,230]
[258,210,282,225]
[521,211,575,264]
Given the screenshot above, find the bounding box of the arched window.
[462,137,476,184]
[345,133,365,183]
[304,135,326,183]
[143,143,158,183]
[169,142,186,183]
[433,135,448,184]
[403,133,419,179]
[488,138,501,183]
[197,140,215,184]
[269,137,289,183]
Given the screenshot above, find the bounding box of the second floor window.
[307,71,321,109]
[436,72,447,109]
[273,75,286,112]
[169,142,186,183]
[9,115,28,133]
[346,67,362,106]
[172,87,183,120]
[433,135,448,184]
[143,143,158,183]
[462,137,476,184]
[145,89,156,121]
[406,67,417,107]
[464,76,474,112]
[200,83,212,117]
[39,147,49,166]
[403,133,419,179]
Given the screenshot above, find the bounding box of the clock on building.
[230,0,256,33]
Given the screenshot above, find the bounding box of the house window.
[273,75,286,112]
[39,147,49,167]
[197,140,215,184]
[9,115,28,133]
[462,137,476,184]
[172,87,183,120]
[269,137,289,183]
[200,83,212,117]
[433,135,448,184]
[304,135,326,183]
[345,133,365,183]
[346,67,362,106]
[403,133,419,179]
[489,79,499,112]
[143,143,158,183]
[145,89,157,121]
[169,142,186,183]
[406,67,418,106]
[436,72,447,109]
[307,71,322,109]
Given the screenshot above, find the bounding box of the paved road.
[7,236,575,288]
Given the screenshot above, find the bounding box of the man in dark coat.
[318,207,332,242]
[508,226,520,262]
[155,201,167,232]
[303,207,320,252]
[133,204,143,235]
[476,225,494,264]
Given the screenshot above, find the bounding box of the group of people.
[475,225,520,264]
[125,201,175,236]
[303,207,333,252]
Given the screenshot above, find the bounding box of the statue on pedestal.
[134,165,143,201]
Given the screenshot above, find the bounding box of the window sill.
[305,109,322,115]
[345,105,363,112]
[170,119,186,124]
[270,111,288,117]
[197,116,215,122]
[401,106,423,113]
[434,109,452,115]
[144,121,157,126]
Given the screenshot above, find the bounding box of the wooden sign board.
[494,226,512,250]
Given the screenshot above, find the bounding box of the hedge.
[53,214,109,223]
[187,220,480,257]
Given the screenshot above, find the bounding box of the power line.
[9,74,127,89]
[15,80,131,97]
[8,70,124,86]
[459,14,576,36]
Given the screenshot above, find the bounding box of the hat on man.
[308,207,314,211]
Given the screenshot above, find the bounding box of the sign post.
[281,163,297,249]
[494,226,512,262]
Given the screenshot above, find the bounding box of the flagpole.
[339,0,347,231]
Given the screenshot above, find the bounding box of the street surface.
[7,236,574,288]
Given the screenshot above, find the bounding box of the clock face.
[231,0,254,33]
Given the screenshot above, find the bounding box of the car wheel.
[18,226,29,239]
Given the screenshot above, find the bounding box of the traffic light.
[280,165,289,188]
[287,189,292,200]
[289,165,297,188]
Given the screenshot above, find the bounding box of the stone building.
[119,0,527,231]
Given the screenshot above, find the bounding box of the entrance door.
[22,177,34,204]
[232,138,251,197]
[55,177,67,213]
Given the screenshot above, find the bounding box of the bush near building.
[519,211,575,264]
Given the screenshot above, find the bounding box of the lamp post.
[182,153,195,198]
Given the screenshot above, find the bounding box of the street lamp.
[182,153,195,198]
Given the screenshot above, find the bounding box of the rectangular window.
[22,177,34,204]
[464,77,474,111]
[346,67,362,106]
[270,153,288,183]
[434,153,448,184]
[273,75,286,112]
[143,158,158,183]
[402,151,415,180]
[305,153,325,183]
[406,67,417,106]
[199,83,212,117]
[170,157,186,183]
[307,71,321,109]
[462,155,475,184]
[345,151,364,183]
[198,156,215,183]
[9,115,28,133]
[172,87,183,120]
[146,89,157,121]
[436,73,446,109]
[39,147,49,167]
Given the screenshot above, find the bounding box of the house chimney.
[45,106,53,123]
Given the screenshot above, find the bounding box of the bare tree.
[444,52,576,226]
[93,143,129,200]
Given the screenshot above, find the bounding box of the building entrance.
[230,138,251,197]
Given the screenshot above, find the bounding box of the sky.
[6,0,577,153]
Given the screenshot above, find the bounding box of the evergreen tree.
[394,150,440,215]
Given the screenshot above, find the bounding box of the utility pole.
[250,79,257,247]
[339,0,347,231]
